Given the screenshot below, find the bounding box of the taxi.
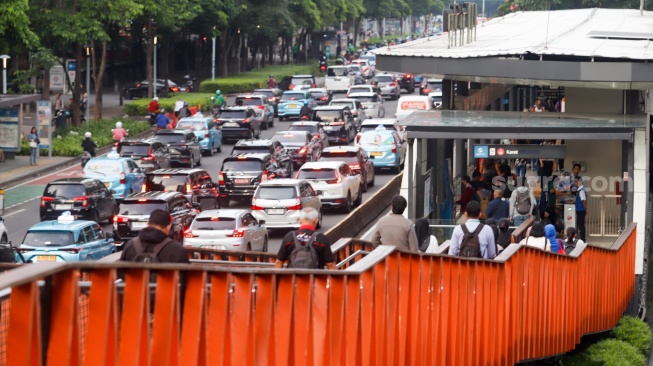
[18,212,116,262]
[82,150,145,200]
[357,126,407,174]
[175,114,223,156]
[277,91,317,121]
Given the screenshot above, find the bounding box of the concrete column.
[509,87,515,111]
[415,138,423,219]
[454,139,466,179]
[442,79,454,110]
[457,81,469,97]
[407,138,414,219]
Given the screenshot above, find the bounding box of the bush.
[123,93,213,116]
[198,63,320,94]
[583,339,646,366]
[612,316,652,356]
[21,118,152,156]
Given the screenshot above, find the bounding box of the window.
[145,174,187,192]
[256,186,296,200]
[191,217,236,230]
[339,165,350,176]
[80,227,93,244]
[92,224,104,240]
[119,144,149,156]
[44,184,86,198]
[242,214,257,226]
[22,231,74,247]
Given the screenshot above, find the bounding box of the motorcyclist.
[299,100,313,120]
[335,55,345,65]
[184,75,193,92]
[156,108,170,130]
[81,132,97,157]
[267,75,277,88]
[174,98,185,118]
[181,102,192,118]
[211,90,225,108]
[112,121,129,143]
[148,97,160,114]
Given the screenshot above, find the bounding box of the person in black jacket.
[81,132,97,157]
[120,209,190,264]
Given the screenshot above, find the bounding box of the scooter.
[319,60,328,73]
[184,75,196,92]
[81,151,92,168]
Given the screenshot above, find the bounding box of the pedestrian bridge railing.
[0,223,636,365]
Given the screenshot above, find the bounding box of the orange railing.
[0,223,636,365]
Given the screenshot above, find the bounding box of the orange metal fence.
[0,223,636,366]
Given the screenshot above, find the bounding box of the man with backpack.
[275,207,336,269]
[448,201,496,259]
[120,209,190,263]
[509,184,536,227]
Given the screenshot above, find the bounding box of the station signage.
[473,144,566,159]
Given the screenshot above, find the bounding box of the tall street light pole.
[0,55,10,94]
[212,37,216,80]
[153,36,158,98]
[84,45,91,124]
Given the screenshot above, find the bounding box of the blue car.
[83,152,145,200]
[175,115,223,156]
[357,127,407,174]
[18,213,116,262]
[277,91,317,121]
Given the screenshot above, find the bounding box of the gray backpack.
[288,232,319,269]
[515,190,531,215]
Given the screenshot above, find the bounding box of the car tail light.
[184,229,198,238]
[320,96,327,101]
[205,131,210,138]
[40,196,54,208]
[251,198,264,211]
[326,176,342,184]
[261,171,269,182]
[356,134,361,143]
[257,105,265,109]
[331,121,344,126]
[389,82,397,87]
[74,196,89,207]
[141,184,146,192]
[171,87,180,92]
[218,172,225,185]
[186,183,192,192]
[288,84,295,90]
[392,143,397,153]
[423,88,432,93]
[311,83,316,88]
[243,118,250,122]
[298,146,308,155]
[352,111,358,116]
[288,197,302,210]
[230,229,245,238]
[120,172,126,184]
[114,216,129,223]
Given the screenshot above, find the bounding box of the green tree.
[0,0,39,53]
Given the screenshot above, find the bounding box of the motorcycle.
[184,75,196,92]
[148,113,157,126]
[81,151,92,168]
[319,60,328,73]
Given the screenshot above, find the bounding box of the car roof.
[147,168,206,175]
[314,105,348,111]
[323,146,360,153]
[375,73,395,77]
[307,88,327,93]
[156,129,190,135]
[282,90,308,94]
[360,129,395,136]
[274,130,309,137]
[29,219,95,232]
[225,153,271,161]
[221,106,253,111]
[236,94,265,98]
[47,178,99,185]
[123,191,182,201]
[330,99,357,103]
[290,121,320,127]
[196,209,247,219]
[291,74,314,78]
[119,138,154,145]
[361,118,398,126]
[177,117,212,122]
[348,92,377,98]
[234,139,275,146]
[253,88,281,92]
[300,161,346,170]
[86,156,131,164]
[258,179,305,187]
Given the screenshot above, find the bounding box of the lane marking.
[2,209,25,217]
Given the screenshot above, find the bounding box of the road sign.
[473,144,566,159]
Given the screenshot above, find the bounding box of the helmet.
[304,100,309,106]
[153,97,159,101]
[216,90,222,95]
[183,102,188,107]
[116,121,123,128]
[184,75,190,79]
[160,108,165,113]
[84,132,92,138]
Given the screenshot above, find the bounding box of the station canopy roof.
[399,110,645,140]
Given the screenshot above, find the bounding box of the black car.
[215,107,261,142]
[398,73,415,93]
[218,153,279,206]
[253,88,283,116]
[319,146,375,191]
[231,139,293,177]
[311,105,357,145]
[113,191,198,243]
[40,178,117,223]
[122,79,186,100]
[154,129,202,168]
[307,88,331,106]
[117,138,172,173]
[144,168,219,210]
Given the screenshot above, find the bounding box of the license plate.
[37,255,57,261]
[267,208,285,215]
[335,78,341,81]
[323,126,333,130]
[370,151,383,157]
[288,104,298,108]
[131,222,147,229]
[55,204,73,210]
[224,122,240,127]
[104,182,110,188]
[235,179,249,184]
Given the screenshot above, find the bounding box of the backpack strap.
[133,237,145,255]
[305,232,319,246]
[152,238,173,257]
[472,223,484,235]
[461,224,470,235]
[291,231,301,246]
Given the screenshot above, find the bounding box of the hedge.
[584,339,646,366]
[20,118,151,156]
[612,315,652,356]
[198,63,320,94]
[123,93,213,116]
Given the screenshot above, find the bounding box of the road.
[2,93,405,255]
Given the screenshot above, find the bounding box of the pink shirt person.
[112,121,128,141]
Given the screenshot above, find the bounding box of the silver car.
[347,92,386,118]
[372,74,400,100]
[183,209,268,252]
[329,98,367,129]
[252,179,323,229]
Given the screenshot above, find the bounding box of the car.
[277,90,317,121]
[288,75,317,91]
[396,95,434,121]
[143,168,219,210]
[288,121,329,149]
[117,138,172,173]
[253,88,283,116]
[122,79,186,100]
[0,217,8,243]
[19,213,115,262]
[175,115,223,156]
[183,209,268,252]
[397,73,416,93]
[346,65,365,85]
[359,53,376,72]
[429,90,443,109]
[113,191,197,243]
[420,78,443,95]
[371,74,400,100]
[231,139,293,177]
[350,59,373,79]
[217,153,279,207]
[329,98,367,129]
[154,129,203,168]
[272,130,322,169]
[311,105,357,145]
[348,92,386,119]
[307,88,331,106]
[358,118,406,143]
[347,85,381,98]
[82,153,145,200]
[251,179,322,229]
[40,178,117,223]
[215,107,261,141]
[357,127,407,174]
[296,161,363,213]
[319,146,375,191]
[234,94,275,129]
[325,66,356,93]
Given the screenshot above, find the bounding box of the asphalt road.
[2,93,405,256]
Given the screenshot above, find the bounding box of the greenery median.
[198,63,320,94]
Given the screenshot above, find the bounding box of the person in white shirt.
[509,186,536,227]
[519,223,547,250]
[448,201,496,259]
[563,227,585,254]
[174,98,185,117]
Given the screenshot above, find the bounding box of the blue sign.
[473,145,488,158]
[67,62,76,71]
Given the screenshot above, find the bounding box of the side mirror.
[316,190,324,196]
[110,189,117,194]
[198,137,204,141]
[191,202,201,209]
[105,232,114,241]
[259,220,266,226]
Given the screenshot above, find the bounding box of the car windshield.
[84,161,123,176]
[281,93,305,101]
[432,95,443,102]
[119,201,168,215]
[176,120,206,130]
[348,66,361,74]
[291,77,313,86]
[253,90,274,98]
[330,101,355,110]
[44,184,86,198]
[374,76,393,83]
[360,132,394,146]
[361,124,393,133]
[349,87,371,94]
[218,110,248,119]
[145,174,187,192]
[235,97,263,106]
[297,168,337,180]
[327,67,349,77]
[351,96,375,103]
[191,217,236,231]
[155,134,185,143]
[222,160,264,172]
[314,110,342,122]
[273,133,306,143]
[232,146,270,155]
[289,125,317,134]
[320,151,358,163]
[309,91,326,99]
[256,186,297,200]
[23,231,74,247]
[119,144,149,156]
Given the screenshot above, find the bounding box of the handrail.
[511,216,534,242]
[336,250,371,269]
[0,223,636,365]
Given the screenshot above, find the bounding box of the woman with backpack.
[545,224,565,254]
[415,218,438,253]
[496,218,513,252]
[519,223,547,249]
[564,227,583,254]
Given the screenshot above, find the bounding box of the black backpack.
[288,232,319,269]
[459,224,484,258]
[132,237,172,263]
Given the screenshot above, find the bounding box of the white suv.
[252,179,323,229]
[296,161,363,213]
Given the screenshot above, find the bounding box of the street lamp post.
[212,36,216,80]
[153,36,158,98]
[0,55,10,94]
[84,45,91,124]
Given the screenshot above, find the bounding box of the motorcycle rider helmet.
[303,100,309,106]
[84,132,92,138]
[184,75,190,79]
[183,102,188,107]
[153,97,159,101]
[216,90,222,95]
[160,108,165,113]
[115,121,123,128]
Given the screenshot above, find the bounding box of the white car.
[348,92,385,119]
[296,161,363,213]
[325,66,355,93]
[329,98,367,128]
[252,179,323,229]
[183,209,268,252]
[428,91,443,109]
[347,85,380,98]
[0,217,7,243]
[357,118,405,143]
[350,59,373,79]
